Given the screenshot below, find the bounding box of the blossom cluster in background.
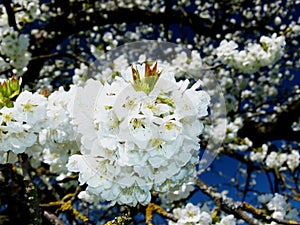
[0,0,44,76]
[169,203,236,225]
[250,144,300,171]
[215,33,286,74]
[258,193,299,224]
[0,28,31,75]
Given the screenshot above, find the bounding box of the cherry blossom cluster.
[0,28,31,75]
[215,33,286,74]
[169,203,236,225]
[258,193,299,223]
[0,81,79,173]
[0,1,46,76]
[67,62,210,206]
[250,144,300,172]
[34,86,79,174]
[0,90,47,162]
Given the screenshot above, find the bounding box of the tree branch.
[195,177,263,225]
[196,177,300,225]
[243,202,300,225]
[43,211,65,225]
[2,0,18,30]
[238,98,300,146]
[18,153,42,225]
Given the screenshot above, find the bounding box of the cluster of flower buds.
[0,75,22,108]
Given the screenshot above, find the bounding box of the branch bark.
[18,153,42,225]
[196,177,263,225]
[43,211,65,225]
[2,0,18,30]
[196,177,300,225]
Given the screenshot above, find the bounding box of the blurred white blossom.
[266,152,287,169]
[215,33,285,74]
[259,193,299,224]
[0,28,31,75]
[287,150,300,172]
[169,203,236,225]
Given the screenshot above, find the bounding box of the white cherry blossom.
[68,62,210,206]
